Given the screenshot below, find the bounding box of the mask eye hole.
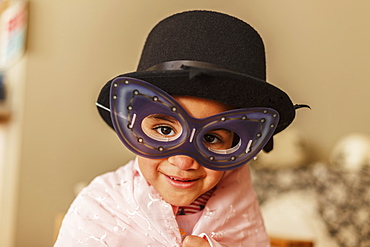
[203,128,241,154]
[141,114,183,142]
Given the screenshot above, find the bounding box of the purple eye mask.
[107,77,279,171]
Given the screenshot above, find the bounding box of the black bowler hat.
[97,10,306,151]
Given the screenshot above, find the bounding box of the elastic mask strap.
[96,102,110,112]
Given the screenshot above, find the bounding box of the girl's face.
[138,96,234,206]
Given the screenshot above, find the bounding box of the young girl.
[55,10,306,247]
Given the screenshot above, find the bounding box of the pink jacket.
[55,158,269,246]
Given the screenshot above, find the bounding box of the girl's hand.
[183,235,211,247]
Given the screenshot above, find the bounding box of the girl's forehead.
[173,95,235,119]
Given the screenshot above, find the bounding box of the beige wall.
[3,0,370,246]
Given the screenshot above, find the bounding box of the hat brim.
[97,68,295,135]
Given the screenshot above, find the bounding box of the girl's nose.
[167,155,200,170]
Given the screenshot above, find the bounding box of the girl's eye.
[154,126,175,136]
[142,114,182,142]
[203,134,222,144]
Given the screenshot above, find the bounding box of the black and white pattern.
[251,163,370,247]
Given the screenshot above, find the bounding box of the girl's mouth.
[164,174,200,188]
[169,176,198,182]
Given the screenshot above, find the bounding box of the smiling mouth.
[168,175,199,182]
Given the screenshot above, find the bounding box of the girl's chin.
[163,195,199,207]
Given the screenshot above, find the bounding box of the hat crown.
[137,10,266,80]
